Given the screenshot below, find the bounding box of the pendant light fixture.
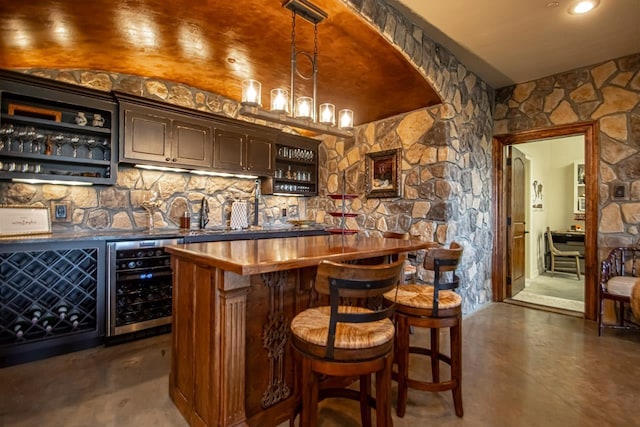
[239,0,354,138]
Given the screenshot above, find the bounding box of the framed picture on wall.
[576,164,585,185]
[532,179,543,210]
[365,148,401,198]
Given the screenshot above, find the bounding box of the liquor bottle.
[57,304,68,320]
[13,321,28,339]
[68,313,80,329]
[30,305,42,325]
[41,316,55,333]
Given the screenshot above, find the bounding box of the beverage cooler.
[106,238,181,343]
[0,241,105,367]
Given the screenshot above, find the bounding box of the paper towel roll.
[230,201,248,230]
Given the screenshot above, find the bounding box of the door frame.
[492,122,599,320]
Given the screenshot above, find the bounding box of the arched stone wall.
[308,0,496,312]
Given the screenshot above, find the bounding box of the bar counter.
[165,234,435,427]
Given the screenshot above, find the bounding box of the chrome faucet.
[199,197,209,229]
[253,179,260,226]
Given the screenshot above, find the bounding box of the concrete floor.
[1,303,639,427]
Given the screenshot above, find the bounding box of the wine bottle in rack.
[13,321,28,339]
[68,313,80,329]
[41,316,55,333]
[30,305,42,325]
[57,304,68,320]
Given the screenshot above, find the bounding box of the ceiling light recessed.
[568,0,600,15]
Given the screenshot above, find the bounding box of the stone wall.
[0,168,299,231]
[306,0,496,312]
[494,53,640,254]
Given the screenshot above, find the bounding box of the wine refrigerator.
[106,238,181,341]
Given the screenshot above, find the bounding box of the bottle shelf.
[0,247,99,346]
[328,212,358,218]
[326,172,359,234]
[328,194,357,200]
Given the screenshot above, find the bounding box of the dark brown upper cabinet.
[213,126,276,176]
[118,97,212,169]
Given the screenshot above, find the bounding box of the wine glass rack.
[0,70,117,185]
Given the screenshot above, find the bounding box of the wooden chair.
[383,242,464,417]
[546,227,581,279]
[383,231,417,283]
[599,247,640,335]
[290,258,405,427]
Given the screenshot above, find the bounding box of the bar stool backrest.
[423,242,463,316]
[314,258,405,359]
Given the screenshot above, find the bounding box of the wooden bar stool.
[383,231,417,283]
[383,242,464,417]
[290,258,405,427]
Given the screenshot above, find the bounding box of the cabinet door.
[173,119,212,168]
[122,107,172,163]
[213,128,246,171]
[246,134,274,175]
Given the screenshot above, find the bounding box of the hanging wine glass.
[31,131,45,154]
[53,133,65,155]
[101,138,110,160]
[70,135,81,158]
[85,137,97,159]
[16,127,28,152]
[0,124,14,151]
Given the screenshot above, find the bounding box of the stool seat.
[290,258,405,427]
[387,284,462,311]
[291,306,395,360]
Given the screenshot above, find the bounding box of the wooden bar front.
[165,234,435,427]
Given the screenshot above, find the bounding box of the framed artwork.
[531,179,543,210]
[0,205,52,236]
[365,148,401,198]
[576,164,585,185]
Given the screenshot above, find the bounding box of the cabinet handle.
[172,158,177,162]
[165,157,171,162]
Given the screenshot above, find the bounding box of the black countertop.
[0,225,329,246]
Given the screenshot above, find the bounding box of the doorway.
[492,122,599,321]
[508,136,586,313]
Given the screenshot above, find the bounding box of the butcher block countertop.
[165,234,437,276]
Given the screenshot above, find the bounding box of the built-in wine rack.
[0,241,105,367]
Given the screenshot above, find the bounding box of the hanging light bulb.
[296,97,313,119]
[270,88,289,113]
[241,79,262,106]
[338,109,354,130]
[319,103,335,125]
